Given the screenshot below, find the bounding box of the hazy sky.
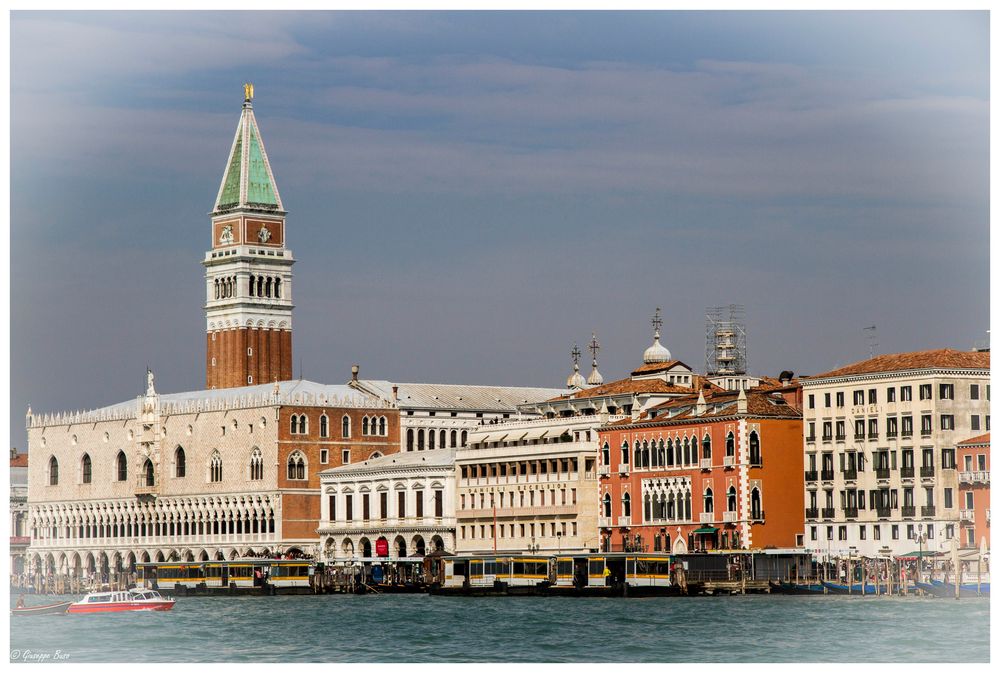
[10,11,989,449]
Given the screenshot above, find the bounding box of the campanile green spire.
[213,83,284,214]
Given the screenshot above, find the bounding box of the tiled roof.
[356,380,563,411]
[549,377,695,402]
[614,387,801,427]
[10,453,28,468]
[629,360,689,376]
[957,433,990,447]
[809,349,989,380]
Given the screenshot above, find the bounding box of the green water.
[9,593,989,662]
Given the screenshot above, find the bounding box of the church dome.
[566,366,586,390]
[643,336,671,364]
[586,366,604,386]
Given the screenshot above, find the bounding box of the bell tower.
[204,83,294,389]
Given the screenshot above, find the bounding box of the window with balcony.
[704,488,714,514]
[835,420,846,441]
[807,422,816,442]
[921,415,932,436]
[902,416,913,437]
[886,416,898,438]
[854,419,866,440]
[822,422,833,441]
[868,418,878,440]
[702,434,712,461]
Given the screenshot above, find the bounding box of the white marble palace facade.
[24,375,389,582]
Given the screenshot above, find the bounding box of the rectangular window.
[854,419,865,438]
[838,525,848,541]
[362,494,370,520]
[342,449,351,464]
[826,526,833,541]
[887,388,896,403]
[921,415,932,435]
[940,414,954,430]
[901,386,912,401]
[901,416,913,437]
[836,420,845,439]
[919,384,932,400]
[320,449,328,464]
[868,418,878,438]
[859,525,867,540]
[824,393,831,407]
[808,394,815,409]
[944,488,953,509]
[810,526,817,541]
[970,384,980,400]
[416,491,424,518]
[891,525,899,540]
[328,496,336,521]
[380,492,388,520]
[886,417,898,437]
[836,392,845,407]
[434,490,444,518]
[345,495,353,522]
[398,491,406,518]
[868,389,877,404]
[853,390,865,405]
[941,448,955,469]
[873,525,880,540]
[972,415,981,431]
[939,384,954,400]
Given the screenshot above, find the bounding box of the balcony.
[597,465,610,477]
[699,512,715,523]
[835,434,847,442]
[921,505,936,517]
[920,466,935,479]
[598,516,613,528]
[959,509,975,523]
[868,432,879,441]
[901,505,916,518]
[820,470,835,482]
[875,467,891,480]
[805,470,818,482]
[821,507,835,519]
[617,516,632,527]
[723,456,735,467]
[900,466,915,479]
[886,433,898,440]
[901,430,913,438]
[805,507,819,519]
[618,463,630,475]
[959,471,990,484]
[135,484,158,498]
[723,511,738,523]
[876,507,891,519]
[842,469,858,481]
[822,434,833,443]
[844,507,859,519]
[806,435,817,444]
[700,458,712,469]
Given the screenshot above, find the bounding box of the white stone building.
[801,348,990,559]
[318,449,456,561]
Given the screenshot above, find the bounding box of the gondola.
[915,581,990,598]
[11,601,72,616]
[768,580,825,594]
[820,580,877,595]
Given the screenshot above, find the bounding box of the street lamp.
[917,524,925,583]
[556,531,562,557]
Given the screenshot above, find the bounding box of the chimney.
[351,364,359,382]
[391,385,398,401]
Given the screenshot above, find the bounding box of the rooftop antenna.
[864,325,878,359]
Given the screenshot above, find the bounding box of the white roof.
[356,380,563,412]
[320,448,456,475]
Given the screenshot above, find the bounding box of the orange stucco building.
[957,433,990,549]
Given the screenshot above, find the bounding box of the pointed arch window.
[48,456,59,485]
[342,415,351,438]
[143,459,155,487]
[622,492,632,517]
[81,454,92,484]
[749,432,762,466]
[210,451,223,483]
[726,432,735,457]
[249,448,263,481]
[666,439,674,466]
[642,441,650,468]
[702,434,712,460]
[621,441,630,465]
[750,488,762,520]
[601,442,610,467]
[116,451,128,482]
[602,493,612,517]
[704,487,714,513]
[362,416,370,436]
[175,446,186,478]
[380,417,388,437]
[287,451,306,480]
[406,428,414,451]
[727,486,737,512]
[320,414,329,438]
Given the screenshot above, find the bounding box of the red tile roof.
[610,386,801,428]
[957,433,990,447]
[549,376,694,402]
[629,360,689,376]
[10,453,28,468]
[809,349,989,379]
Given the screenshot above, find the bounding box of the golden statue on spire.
[243,82,254,102]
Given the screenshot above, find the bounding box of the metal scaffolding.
[706,305,747,376]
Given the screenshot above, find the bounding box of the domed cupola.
[586,332,604,386]
[643,307,672,364]
[566,344,586,390]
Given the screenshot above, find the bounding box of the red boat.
[67,589,175,613]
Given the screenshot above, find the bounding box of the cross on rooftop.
[589,332,600,363]
[571,344,581,366]
[651,307,663,335]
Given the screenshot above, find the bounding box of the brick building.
[597,381,803,554]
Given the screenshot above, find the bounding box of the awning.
[895,550,941,560]
[523,427,549,441]
[693,526,719,534]
[478,432,508,444]
[508,430,529,441]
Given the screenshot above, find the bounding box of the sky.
[9,10,990,450]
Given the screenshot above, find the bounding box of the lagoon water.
[9,593,989,663]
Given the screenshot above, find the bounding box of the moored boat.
[67,588,175,613]
[820,580,877,595]
[11,601,72,616]
[915,581,990,598]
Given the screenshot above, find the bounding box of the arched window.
[621,441,630,465]
[727,486,737,512]
[439,429,446,448]
[249,274,256,297]
[726,432,735,457]
[249,448,263,481]
[429,430,435,450]
[750,488,762,520]
[667,492,676,519]
[320,415,329,438]
[601,442,610,466]
[602,493,612,517]
[406,429,414,451]
[48,456,59,485]
[274,278,281,298]
[175,446,186,478]
[642,441,650,468]
[461,430,468,445]
[644,493,651,521]
[684,491,692,520]
[666,439,674,466]
[658,440,666,467]
[287,452,306,480]
[116,451,128,481]
[450,429,457,447]
[256,276,263,297]
[210,451,223,483]
[214,279,220,299]
[362,416,370,436]
[684,437,692,465]
[290,415,298,434]
[81,454,92,484]
[749,432,761,466]
[418,429,425,451]
[704,487,714,513]
[342,415,351,438]
[622,492,631,517]
[702,434,712,460]
[299,415,308,435]
[143,459,155,487]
